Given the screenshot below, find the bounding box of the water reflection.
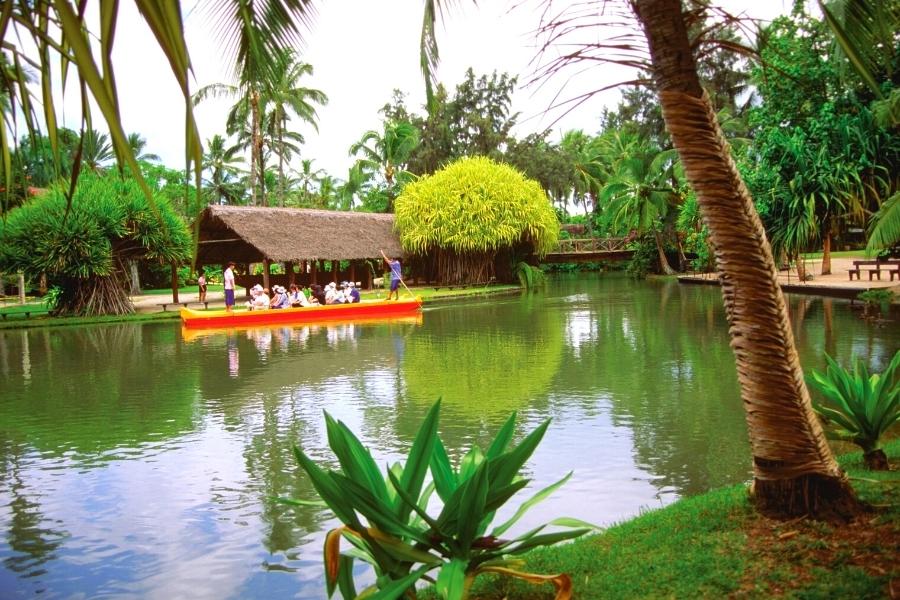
[0,278,896,598]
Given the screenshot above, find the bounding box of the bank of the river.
[0,284,522,330]
[463,440,900,599]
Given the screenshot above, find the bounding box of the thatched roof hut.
[195,206,403,264]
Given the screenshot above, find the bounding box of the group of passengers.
[246,281,361,310]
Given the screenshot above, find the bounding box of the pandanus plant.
[808,351,900,470]
[282,401,594,599]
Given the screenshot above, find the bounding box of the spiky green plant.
[282,401,593,599]
[857,289,894,318]
[394,157,559,285]
[808,352,900,470]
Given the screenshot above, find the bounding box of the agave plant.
[282,401,594,599]
[808,352,900,470]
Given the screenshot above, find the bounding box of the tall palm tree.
[349,121,420,211]
[600,145,681,274]
[81,129,114,173]
[126,133,160,162]
[202,134,245,205]
[628,0,861,517]
[561,129,608,232]
[295,159,325,207]
[337,164,371,211]
[263,51,328,206]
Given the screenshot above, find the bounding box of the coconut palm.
[81,129,114,173]
[202,134,245,205]
[626,0,861,517]
[337,164,371,211]
[600,144,681,274]
[294,159,325,207]
[126,133,160,162]
[349,120,420,211]
[264,51,328,206]
[561,130,608,231]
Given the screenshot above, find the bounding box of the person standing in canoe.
[224,261,236,313]
[381,250,402,301]
[197,270,207,303]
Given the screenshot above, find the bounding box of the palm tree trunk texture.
[250,90,261,206]
[821,229,832,275]
[633,0,861,519]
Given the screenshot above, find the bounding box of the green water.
[0,275,896,598]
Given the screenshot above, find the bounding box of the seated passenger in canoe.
[289,284,310,307]
[346,281,361,303]
[271,285,291,309]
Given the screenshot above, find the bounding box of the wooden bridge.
[541,238,634,263]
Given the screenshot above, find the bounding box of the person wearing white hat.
[271,285,291,309]
[325,281,339,305]
[347,281,361,303]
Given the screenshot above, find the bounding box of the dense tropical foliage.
[0,174,190,315]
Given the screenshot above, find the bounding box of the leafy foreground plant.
[808,352,900,470]
[281,401,594,599]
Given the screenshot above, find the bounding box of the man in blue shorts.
[224,261,236,312]
[381,250,402,300]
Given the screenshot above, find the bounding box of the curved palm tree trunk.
[633,0,861,519]
[821,221,832,275]
[653,229,677,275]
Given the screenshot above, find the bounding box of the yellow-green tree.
[394,156,559,284]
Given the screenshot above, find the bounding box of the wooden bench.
[157,301,210,312]
[0,310,34,320]
[848,259,900,281]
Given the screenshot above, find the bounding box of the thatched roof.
[195,205,403,264]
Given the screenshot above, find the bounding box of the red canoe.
[180,297,423,329]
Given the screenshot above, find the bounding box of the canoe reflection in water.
[181,314,424,378]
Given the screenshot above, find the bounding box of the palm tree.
[295,159,325,207]
[600,144,681,274]
[561,130,607,232]
[349,121,420,211]
[337,164,371,211]
[316,175,338,209]
[264,51,328,206]
[202,134,245,205]
[81,129,114,173]
[627,0,861,517]
[126,133,160,162]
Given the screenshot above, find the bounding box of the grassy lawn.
[460,440,899,599]
[801,249,875,260]
[0,310,178,330]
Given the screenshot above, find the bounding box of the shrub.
[808,352,900,470]
[282,401,593,599]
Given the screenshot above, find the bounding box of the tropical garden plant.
[0,173,190,316]
[808,352,900,470]
[283,401,592,599]
[394,156,559,285]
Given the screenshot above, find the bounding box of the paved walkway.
[680,256,900,298]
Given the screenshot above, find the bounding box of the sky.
[49,0,791,180]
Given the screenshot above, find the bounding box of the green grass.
[0,310,178,330]
[458,440,900,599]
[801,249,873,260]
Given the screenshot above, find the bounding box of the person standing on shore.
[224,262,236,313]
[381,250,402,301]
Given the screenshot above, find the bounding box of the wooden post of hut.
[366,262,373,290]
[311,261,318,284]
[170,263,179,303]
[331,260,338,283]
[349,262,356,286]
[262,258,271,291]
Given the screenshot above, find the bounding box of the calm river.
[0,275,897,598]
